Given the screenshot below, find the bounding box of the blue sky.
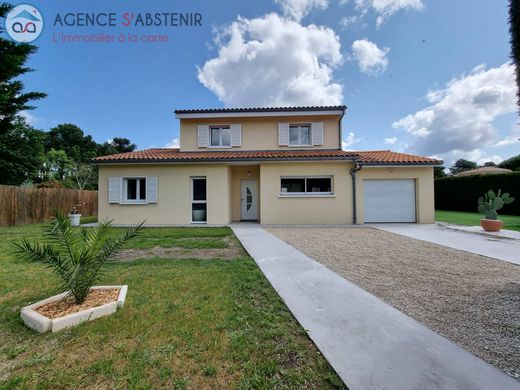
[14,0,518,166]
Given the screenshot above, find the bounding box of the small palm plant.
[13,211,144,304]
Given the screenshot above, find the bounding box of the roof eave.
[360,162,443,167]
[174,106,347,119]
[92,156,358,165]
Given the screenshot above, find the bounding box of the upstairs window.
[289,124,311,146]
[210,125,231,147]
[280,176,333,195]
[124,178,146,202]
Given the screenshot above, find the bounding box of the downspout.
[338,109,345,149]
[349,159,362,224]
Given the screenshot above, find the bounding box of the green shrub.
[435,173,520,215]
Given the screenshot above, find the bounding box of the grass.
[0,223,344,389]
[79,215,98,224]
[435,210,520,232]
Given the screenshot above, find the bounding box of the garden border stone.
[20,285,127,333]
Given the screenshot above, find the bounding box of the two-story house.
[93,106,442,225]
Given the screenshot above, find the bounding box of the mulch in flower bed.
[35,288,120,319]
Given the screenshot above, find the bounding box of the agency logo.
[5,4,43,42]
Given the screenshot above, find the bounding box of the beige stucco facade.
[179,115,342,151]
[98,162,435,225]
[98,164,232,225]
[259,161,353,224]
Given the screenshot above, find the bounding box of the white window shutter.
[108,177,122,204]
[146,177,158,203]
[311,122,324,145]
[230,124,242,146]
[197,125,209,147]
[278,123,289,146]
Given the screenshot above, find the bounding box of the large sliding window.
[191,177,207,223]
[280,176,333,196]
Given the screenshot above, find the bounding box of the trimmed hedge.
[435,173,520,215]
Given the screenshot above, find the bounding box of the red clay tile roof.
[355,150,443,165]
[93,148,442,165]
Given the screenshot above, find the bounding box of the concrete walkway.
[372,223,520,266]
[231,224,520,390]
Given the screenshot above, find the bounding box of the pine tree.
[0,3,46,135]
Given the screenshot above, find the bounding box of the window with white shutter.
[146,176,158,203]
[311,122,324,145]
[197,124,209,147]
[108,177,122,204]
[278,123,289,146]
[230,124,241,146]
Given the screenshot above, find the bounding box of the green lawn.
[0,224,344,389]
[435,210,520,232]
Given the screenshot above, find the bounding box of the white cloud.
[392,62,517,157]
[495,124,520,147]
[351,39,389,76]
[384,136,397,145]
[19,110,38,126]
[165,137,180,148]
[275,0,329,21]
[354,0,424,28]
[339,15,358,30]
[342,132,360,149]
[477,155,503,165]
[198,13,343,107]
[495,136,520,147]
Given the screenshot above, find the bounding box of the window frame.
[209,125,231,148]
[288,123,312,147]
[279,175,334,196]
[122,177,147,204]
[191,176,207,224]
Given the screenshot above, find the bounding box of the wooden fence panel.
[0,185,98,227]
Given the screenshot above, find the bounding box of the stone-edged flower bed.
[21,285,128,333]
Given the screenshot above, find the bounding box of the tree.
[0,117,45,185]
[450,159,477,175]
[434,166,447,178]
[510,0,520,111]
[46,124,98,163]
[14,211,143,304]
[498,154,520,171]
[98,137,136,155]
[45,149,72,180]
[0,3,46,136]
[483,161,497,167]
[70,162,95,190]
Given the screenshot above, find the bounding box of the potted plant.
[13,211,143,332]
[68,204,81,226]
[477,189,515,232]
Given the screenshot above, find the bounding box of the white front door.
[241,180,258,221]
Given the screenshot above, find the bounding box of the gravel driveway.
[266,227,520,381]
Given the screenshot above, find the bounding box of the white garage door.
[364,179,416,223]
